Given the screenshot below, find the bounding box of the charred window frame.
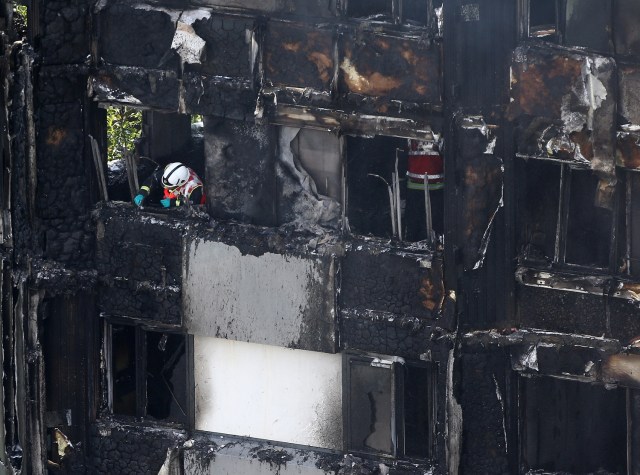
[521,0,613,52]
[622,170,640,278]
[517,159,617,271]
[104,320,191,425]
[343,354,437,460]
[343,0,442,29]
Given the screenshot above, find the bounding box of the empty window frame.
[521,376,627,473]
[346,135,444,242]
[622,171,640,278]
[344,354,436,459]
[344,0,440,28]
[106,322,188,424]
[517,160,615,270]
[523,0,612,52]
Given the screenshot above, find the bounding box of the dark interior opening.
[403,364,433,459]
[111,324,136,416]
[347,0,392,20]
[347,136,443,242]
[517,160,560,263]
[629,173,640,277]
[522,376,627,474]
[565,170,613,267]
[529,0,558,39]
[403,0,428,26]
[146,332,188,424]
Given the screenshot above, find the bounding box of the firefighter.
[404,138,444,241]
[133,162,205,208]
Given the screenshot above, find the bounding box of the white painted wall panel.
[183,239,336,352]
[194,337,343,450]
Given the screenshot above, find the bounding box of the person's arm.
[187,186,204,205]
[134,170,161,206]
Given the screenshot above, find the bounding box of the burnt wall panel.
[89,424,186,474]
[339,31,441,103]
[340,249,442,319]
[98,5,176,69]
[618,63,640,128]
[340,310,443,359]
[90,66,180,111]
[36,67,94,266]
[564,0,612,53]
[517,285,607,336]
[509,45,616,175]
[96,210,185,324]
[203,118,277,225]
[265,22,334,91]
[191,15,254,78]
[460,350,510,474]
[182,74,256,120]
[608,298,640,343]
[41,2,90,65]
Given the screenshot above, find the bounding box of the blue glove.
[134,194,144,206]
[160,198,171,208]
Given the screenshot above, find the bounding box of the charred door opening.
[344,354,436,459]
[521,376,627,474]
[108,323,187,424]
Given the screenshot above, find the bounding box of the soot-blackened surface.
[517,285,608,337]
[36,66,95,268]
[460,350,510,475]
[41,1,90,65]
[341,248,439,318]
[183,74,256,120]
[89,423,186,474]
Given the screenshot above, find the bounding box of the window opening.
[521,376,626,474]
[528,0,559,41]
[624,172,640,278]
[346,135,443,243]
[517,160,616,270]
[344,354,436,459]
[346,0,393,20]
[109,323,187,424]
[12,3,27,41]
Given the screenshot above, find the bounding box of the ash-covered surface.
[89,421,187,474]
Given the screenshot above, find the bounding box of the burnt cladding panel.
[98,5,175,68]
[191,15,254,78]
[339,31,441,103]
[618,63,640,127]
[451,0,516,109]
[265,22,334,91]
[41,1,91,65]
[517,285,607,336]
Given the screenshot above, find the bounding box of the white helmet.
[162,162,189,188]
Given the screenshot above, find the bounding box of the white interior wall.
[194,337,343,450]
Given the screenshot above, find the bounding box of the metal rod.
[88,135,109,201]
[395,150,402,241]
[369,173,396,237]
[424,174,434,245]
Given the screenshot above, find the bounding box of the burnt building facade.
[0,0,639,474]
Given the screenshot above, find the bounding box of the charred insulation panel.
[340,245,442,319]
[265,22,334,91]
[618,64,640,129]
[95,209,185,324]
[183,237,336,353]
[509,44,616,175]
[339,30,441,104]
